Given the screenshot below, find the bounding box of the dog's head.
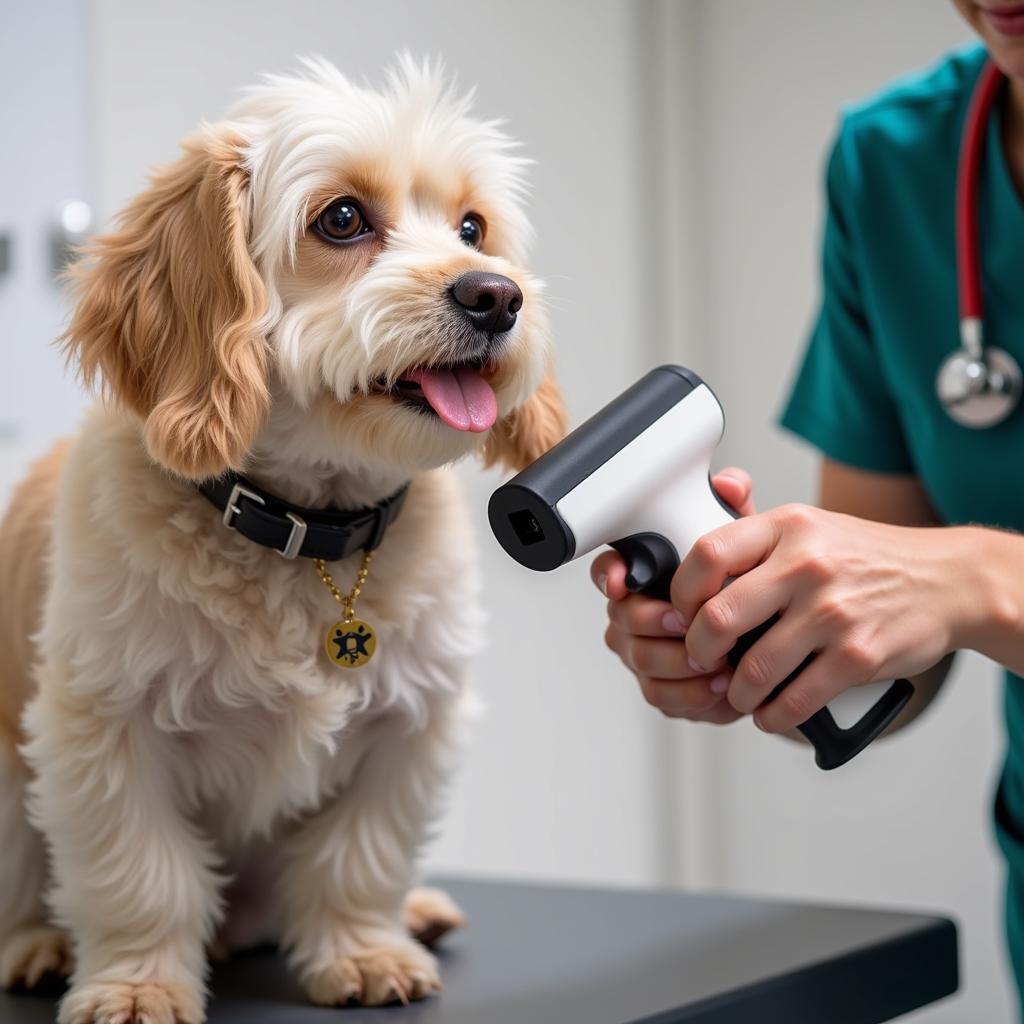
[63,56,565,483]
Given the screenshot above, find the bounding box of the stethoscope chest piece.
[936,344,1023,428]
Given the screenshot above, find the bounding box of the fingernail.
[709,673,729,695]
[754,718,767,732]
[662,610,686,634]
[597,573,608,596]
[688,655,703,672]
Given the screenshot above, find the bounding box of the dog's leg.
[0,735,73,989]
[279,703,464,1007]
[23,682,222,1024]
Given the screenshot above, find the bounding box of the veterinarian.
[593,7,1024,1011]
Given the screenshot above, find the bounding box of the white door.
[0,0,91,501]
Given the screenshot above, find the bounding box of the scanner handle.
[727,619,914,770]
[611,533,914,770]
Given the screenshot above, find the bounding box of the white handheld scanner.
[489,365,914,770]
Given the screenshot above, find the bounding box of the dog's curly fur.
[0,56,564,1023]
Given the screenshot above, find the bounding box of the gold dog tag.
[325,618,376,669]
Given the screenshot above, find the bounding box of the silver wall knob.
[51,199,92,279]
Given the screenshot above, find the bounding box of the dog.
[0,55,564,1023]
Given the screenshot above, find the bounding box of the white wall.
[90,0,671,885]
[662,3,1006,1021]
[0,0,91,498]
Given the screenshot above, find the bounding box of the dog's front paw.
[1,924,74,990]
[404,886,466,946]
[59,980,203,1024]
[306,939,440,1007]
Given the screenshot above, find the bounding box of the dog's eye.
[315,199,371,243]
[459,214,485,250]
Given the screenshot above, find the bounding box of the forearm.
[957,525,1024,675]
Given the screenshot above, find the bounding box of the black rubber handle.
[612,533,915,770]
[728,619,914,770]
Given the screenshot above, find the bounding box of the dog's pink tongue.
[406,366,497,433]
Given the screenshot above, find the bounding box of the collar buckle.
[223,482,265,530]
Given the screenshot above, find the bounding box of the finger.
[603,623,696,677]
[637,673,733,718]
[684,563,792,673]
[712,468,756,517]
[591,550,629,600]
[752,649,855,734]
[618,635,706,679]
[670,514,781,628]
[607,593,686,638]
[603,622,630,662]
[691,701,746,726]
[725,611,820,715]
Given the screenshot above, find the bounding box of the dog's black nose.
[449,271,523,334]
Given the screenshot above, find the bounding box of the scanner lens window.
[509,509,545,547]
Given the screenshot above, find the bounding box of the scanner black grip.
[728,621,914,770]
[612,533,915,770]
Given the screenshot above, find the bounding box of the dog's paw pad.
[1,924,74,990]
[404,886,466,946]
[307,942,440,1007]
[58,980,202,1024]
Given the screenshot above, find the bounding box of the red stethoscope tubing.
[957,59,1004,327]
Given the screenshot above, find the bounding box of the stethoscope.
[936,58,1023,428]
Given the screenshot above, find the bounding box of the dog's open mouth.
[379,361,498,434]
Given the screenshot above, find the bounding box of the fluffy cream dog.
[0,56,564,1023]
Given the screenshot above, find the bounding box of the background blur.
[0,1,998,1019]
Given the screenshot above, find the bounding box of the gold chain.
[314,552,374,624]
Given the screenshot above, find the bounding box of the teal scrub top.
[780,42,1024,1006]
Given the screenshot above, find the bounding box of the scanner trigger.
[610,533,681,603]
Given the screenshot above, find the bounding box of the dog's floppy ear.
[62,124,269,480]
[484,367,567,472]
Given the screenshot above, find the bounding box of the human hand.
[591,468,754,723]
[672,504,980,734]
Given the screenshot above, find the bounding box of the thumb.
[712,467,756,516]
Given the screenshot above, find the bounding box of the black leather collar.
[197,472,409,561]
